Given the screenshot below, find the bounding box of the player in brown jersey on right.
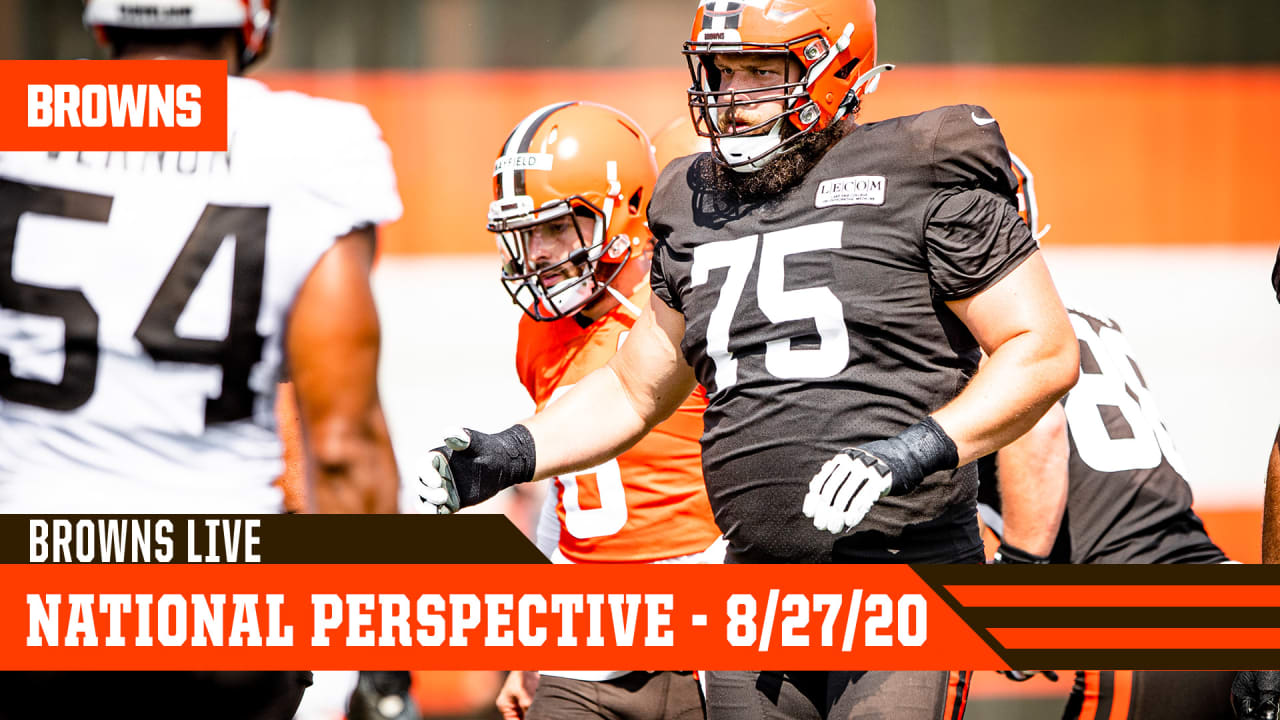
[982,159,1235,720]
[980,303,1236,720]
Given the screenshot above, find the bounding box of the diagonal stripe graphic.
[946,585,1280,607]
[1001,649,1280,670]
[990,626,1280,650]
[963,606,1280,628]
[912,565,1280,669]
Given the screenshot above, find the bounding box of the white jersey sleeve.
[282,94,402,239]
[0,76,401,513]
[534,484,561,559]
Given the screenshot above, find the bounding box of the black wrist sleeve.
[852,416,959,496]
[446,424,537,508]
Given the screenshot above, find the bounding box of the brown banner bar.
[4,515,548,564]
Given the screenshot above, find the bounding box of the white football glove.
[803,419,961,535]
[413,430,468,515]
[802,448,894,535]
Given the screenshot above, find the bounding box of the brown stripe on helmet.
[513,101,575,196]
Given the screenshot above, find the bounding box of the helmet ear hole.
[834,58,862,81]
[628,188,644,215]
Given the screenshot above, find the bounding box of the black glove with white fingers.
[803,417,959,535]
[415,425,536,514]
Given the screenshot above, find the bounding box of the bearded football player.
[478,101,720,720]
[0,1,403,717]
[419,1,1078,717]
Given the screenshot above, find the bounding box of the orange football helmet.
[1010,151,1051,241]
[651,114,713,172]
[84,0,276,70]
[488,102,658,322]
[685,0,891,171]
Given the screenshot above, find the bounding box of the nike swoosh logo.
[971,112,997,126]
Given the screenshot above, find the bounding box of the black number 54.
[1,179,267,423]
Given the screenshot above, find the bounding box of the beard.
[697,118,852,204]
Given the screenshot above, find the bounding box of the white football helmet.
[83,0,276,70]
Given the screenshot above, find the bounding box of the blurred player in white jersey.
[0,1,401,717]
[1,0,400,513]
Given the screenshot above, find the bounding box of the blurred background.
[5,1,1280,718]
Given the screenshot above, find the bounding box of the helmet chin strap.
[544,278,640,319]
[606,285,643,317]
[851,64,895,98]
[544,276,596,315]
[720,128,786,173]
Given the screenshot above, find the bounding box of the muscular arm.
[995,402,1069,556]
[935,252,1079,465]
[523,296,698,481]
[287,226,399,513]
[1262,425,1280,563]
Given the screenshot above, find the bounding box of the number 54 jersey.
[648,105,1040,563]
[515,284,721,564]
[0,76,401,512]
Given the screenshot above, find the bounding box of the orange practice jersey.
[515,284,720,564]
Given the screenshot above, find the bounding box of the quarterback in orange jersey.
[472,102,721,719]
[517,308,719,564]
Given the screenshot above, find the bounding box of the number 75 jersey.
[648,105,1039,562]
[0,76,401,512]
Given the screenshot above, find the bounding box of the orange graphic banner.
[0,60,227,151]
[2,564,1005,671]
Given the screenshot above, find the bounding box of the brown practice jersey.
[648,104,1038,563]
[978,306,1226,564]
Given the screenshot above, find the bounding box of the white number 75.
[690,221,850,391]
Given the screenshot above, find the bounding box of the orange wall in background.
[259,67,1280,255]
